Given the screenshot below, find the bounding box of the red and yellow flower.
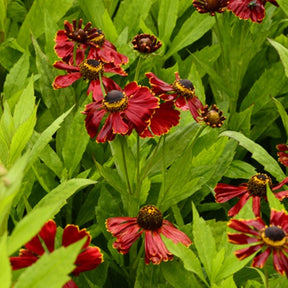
[83,82,159,142]
[145,72,203,120]
[193,0,229,15]
[106,205,192,264]
[228,209,288,276]
[55,19,128,66]
[277,144,288,167]
[10,220,103,288]
[53,56,126,102]
[215,173,288,217]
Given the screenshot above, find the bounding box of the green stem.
[135,135,140,199]
[119,136,132,196]
[157,135,166,207]
[264,265,269,288]
[134,56,143,83]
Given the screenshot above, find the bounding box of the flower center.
[247,173,272,197]
[205,0,220,10]
[200,104,226,128]
[90,29,105,47]
[172,79,195,99]
[79,59,104,80]
[137,205,163,230]
[261,226,286,247]
[102,90,128,112]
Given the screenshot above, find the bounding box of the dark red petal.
[110,112,129,134]
[10,252,38,270]
[228,194,250,216]
[96,114,117,143]
[53,61,79,72]
[141,101,180,138]
[187,96,204,120]
[273,176,288,190]
[274,250,288,276]
[234,244,263,260]
[270,209,288,231]
[228,218,263,236]
[104,63,127,76]
[144,230,173,264]
[106,217,138,235]
[215,183,248,203]
[252,196,261,217]
[145,72,173,95]
[63,280,78,288]
[62,225,91,249]
[160,220,191,246]
[252,247,271,268]
[276,144,288,152]
[175,96,189,111]
[228,233,260,245]
[25,220,57,255]
[53,73,82,89]
[73,247,103,275]
[123,81,138,96]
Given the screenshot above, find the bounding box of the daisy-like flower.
[228,0,266,23]
[141,101,180,137]
[277,144,288,167]
[145,72,203,120]
[55,19,128,66]
[228,209,288,276]
[215,173,288,217]
[10,220,103,288]
[106,205,192,264]
[53,56,126,102]
[83,82,159,142]
[198,104,226,128]
[132,34,162,54]
[193,0,229,15]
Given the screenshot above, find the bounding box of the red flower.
[228,0,265,23]
[10,220,103,287]
[193,0,229,15]
[197,104,226,128]
[215,173,288,217]
[106,205,192,264]
[55,19,128,66]
[141,101,180,137]
[277,144,288,167]
[145,72,203,120]
[228,209,288,276]
[132,34,162,54]
[53,57,126,102]
[83,82,159,142]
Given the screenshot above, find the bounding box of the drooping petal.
[187,96,204,120]
[227,218,264,236]
[175,96,189,111]
[62,225,91,250]
[160,220,191,247]
[63,280,78,288]
[53,61,80,72]
[228,193,250,217]
[53,72,82,89]
[73,247,103,275]
[145,72,173,95]
[234,244,263,260]
[25,220,57,255]
[228,233,260,245]
[140,101,180,138]
[273,176,288,191]
[274,250,288,276]
[83,102,106,139]
[252,247,271,268]
[252,196,261,217]
[96,114,117,143]
[10,249,39,270]
[144,230,173,264]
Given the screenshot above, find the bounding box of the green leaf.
[165,12,215,59]
[13,238,86,288]
[62,105,90,178]
[266,184,283,211]
[161,260,205,287]
[219,131,286,182]
[3,52,30,100]
[158,0,179,45]
[224,160,257,179]
[0,233,11,288]
[7,178,95,255]
[268,39,288,78]
[272,97,288,137]
[0,0,7,43]
[277,0,288,16]
[13,76,35,128]
[192,202,216,281]
[162,237,208,286]
[17,0,73,48]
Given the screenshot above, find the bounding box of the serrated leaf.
[8,178,95,255]
[220,131,286,182]
[13,238,85,288]
[162,237,208,286]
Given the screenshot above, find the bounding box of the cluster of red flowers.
[193,0,279,23]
